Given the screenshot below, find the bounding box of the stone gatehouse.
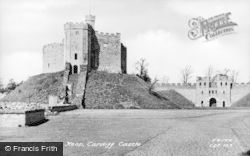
[196,74,233,107]
[156,75,250,108]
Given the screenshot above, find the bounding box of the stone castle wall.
[96,32,122,73]
[43,22,126,74]
[231,83,250,103]
[156,83,250,106]
[43,43,64,73]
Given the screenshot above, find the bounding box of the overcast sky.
[0,0,249,85]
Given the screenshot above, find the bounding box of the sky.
[0,0,249,85]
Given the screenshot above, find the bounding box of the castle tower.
[85,15,95,28]
[64,22,90,74]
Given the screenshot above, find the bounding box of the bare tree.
[230,70,239,83]
[217,68,239,83]
[6,79,17,93]
[0,78,4,93]
[149,77,159,92]
[135,58,151,82]
[181,65,193,84]
[206,66,214,80]
[223,68,230,75]
[160,76,170,84]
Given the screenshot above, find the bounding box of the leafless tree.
[223,68,230,75]
[217,68,239,83]
[149,77,159,92]
[0,78,4,93]
[206,66,214,80]
[135,58,151,82]
[230,70,239,83]
[181,65,193,84]
[160,76,170,84]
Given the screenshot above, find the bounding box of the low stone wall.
[0,102,46,111]
[50,105,77,112]
[0,109,45,127]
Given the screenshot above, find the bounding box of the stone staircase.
[72,70,88,108]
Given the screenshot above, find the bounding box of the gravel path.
[0,109,250,156]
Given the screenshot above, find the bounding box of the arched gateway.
[209,98,217,107]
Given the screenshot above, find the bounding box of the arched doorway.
[73,65,78,74]
[209,98,217,107]
[223,101,225,107]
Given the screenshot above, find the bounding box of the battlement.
[156,83,196,89]
[197,74,232,82]
[233,83,250,87]
[43,42,63,51]
[95,31,121,38]
[64,22,88,30]
[156,82,250,90]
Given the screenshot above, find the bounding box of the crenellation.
[233,83,250,87]
[43,15,127,74]
[64,22,88,29]
[156,83,196,88]
[43,42,64,49]
[156,77,249,108]
[96,31,121,38]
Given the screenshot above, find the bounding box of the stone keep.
[42,15,127,74]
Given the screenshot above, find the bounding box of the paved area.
[1,109,250,156]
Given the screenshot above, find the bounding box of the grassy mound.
[1,70,190,109]
[158,89,195,108]
[231,93,250,107]
[84,71,180,109]
[0,71,64,103]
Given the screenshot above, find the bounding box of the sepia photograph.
[0,0,250,155]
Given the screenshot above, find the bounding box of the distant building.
[43,15,127,74]
[196,74,233,107]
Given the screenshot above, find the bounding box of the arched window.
[225,82,227,86]
[75,53,77,60]
[199,82,202,86]
[223,101,225,107]
[73,65,78,74]
[221,82,223,86]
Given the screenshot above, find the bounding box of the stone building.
[156,75,250,108]
[195,74,233,107]
[43,15,127,74]
[43,43,64,73]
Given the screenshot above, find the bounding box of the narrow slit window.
[75,53,77,60]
